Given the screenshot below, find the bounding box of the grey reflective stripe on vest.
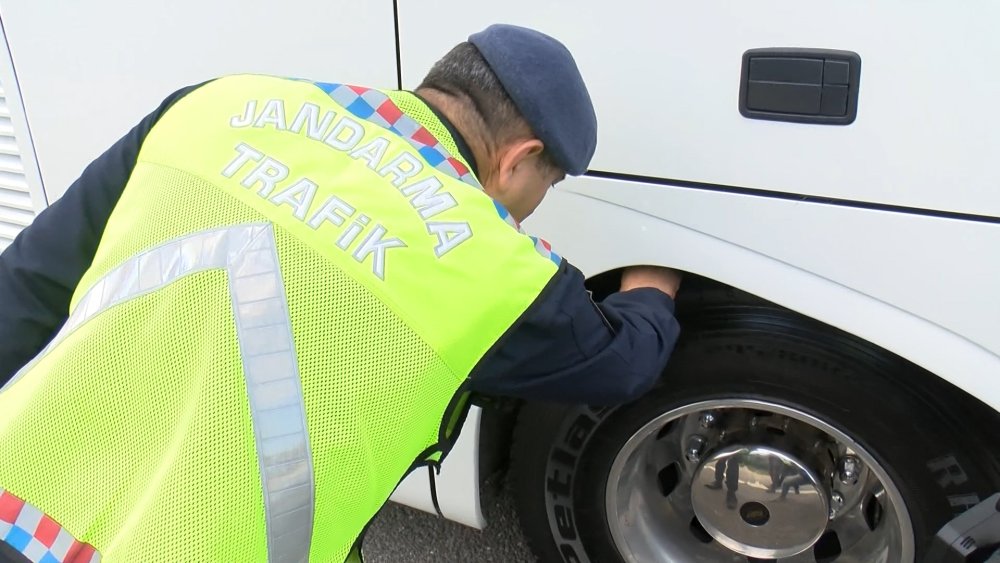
[1,224,314,562]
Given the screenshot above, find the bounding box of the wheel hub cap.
[690,444,830,558]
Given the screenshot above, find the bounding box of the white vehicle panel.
[562,178,1000,358]
[0,0,398,201]
[387,466,438,518]
[433,406,484,528]
[0,19,43,250]
[525,179,1000,413]
[398,1,1000,218]
[388,407,486,528]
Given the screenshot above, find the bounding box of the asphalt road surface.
[366,479,536,562]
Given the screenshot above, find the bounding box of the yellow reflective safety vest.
[0,75,560,562]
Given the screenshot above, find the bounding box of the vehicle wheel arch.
[580,266,1000,425]
[478,267,1000,487]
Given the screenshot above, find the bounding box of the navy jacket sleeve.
[0,84,204,385]
[469,262,680,405]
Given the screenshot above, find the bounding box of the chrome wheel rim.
[605,399,914,562]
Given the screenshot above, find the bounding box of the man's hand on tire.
[620,266,683,299]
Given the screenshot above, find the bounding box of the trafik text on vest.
[222,98,475,281]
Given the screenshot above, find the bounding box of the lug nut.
[838,455,862,486]
[685,435,707,463]
[698,412,718,429]
[830,491,845,518]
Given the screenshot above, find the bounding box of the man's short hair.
[419,43,559,171]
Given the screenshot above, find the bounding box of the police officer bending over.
[0,24,681,562]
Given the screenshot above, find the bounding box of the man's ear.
[496,138,545,187]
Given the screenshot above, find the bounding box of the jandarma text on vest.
[224,98,475,281]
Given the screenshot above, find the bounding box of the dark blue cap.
[469,24,597,176]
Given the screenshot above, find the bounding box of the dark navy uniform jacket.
[0,84,680,405]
